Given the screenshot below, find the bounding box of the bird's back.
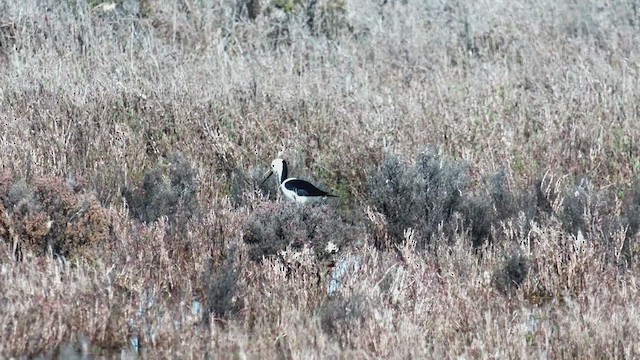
[280,178,336,203]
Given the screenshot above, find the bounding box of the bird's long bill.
[260,170,273,185]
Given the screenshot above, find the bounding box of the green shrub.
[367,149,469,249]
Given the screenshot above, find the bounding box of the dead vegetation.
[0,0,639,358]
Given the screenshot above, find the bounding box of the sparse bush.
[123,152,200,227]
[487,169,516,220]
[461,194,494,248]
[0,175,109,258]
[308,0,352,39]
[416,148,469,238]
[0,19,16,59]
[244,201,355,262]
[366,153,423,245]
[558,178,621,249]
[534,175,556,217]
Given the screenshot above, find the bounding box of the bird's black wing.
[284,179,336,197]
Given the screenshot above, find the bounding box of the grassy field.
[1,0,639,358]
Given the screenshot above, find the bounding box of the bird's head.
[261,158,288,185]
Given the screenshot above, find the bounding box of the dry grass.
[1,0,640,358]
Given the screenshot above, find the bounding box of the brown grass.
[0,0,639,358]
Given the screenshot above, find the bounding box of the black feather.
[284,179,337,197]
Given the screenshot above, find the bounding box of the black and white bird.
[262,158,337,204]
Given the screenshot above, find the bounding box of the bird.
[261,158,337,204]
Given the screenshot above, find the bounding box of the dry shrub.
[366,149,636,265]
[0,19,16,47]
[0,19,16,64]
[0,252,131,358]
[0,174,109,258]
[138,0,209,50]
[308,0,353,38]
[555,176,638,266]
[462,168,543,248]
[619,178,640,265]
[561,177,596,238]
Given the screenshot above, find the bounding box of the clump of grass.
[0,174,109,258]
[244,201,356,262]
[492,251,529,295]
[123,151,200,227]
